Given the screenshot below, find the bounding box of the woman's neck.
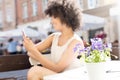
[60,28,74,38]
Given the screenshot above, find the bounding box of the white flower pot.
[86,62,106,80]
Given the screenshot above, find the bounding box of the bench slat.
[0,54,31,72]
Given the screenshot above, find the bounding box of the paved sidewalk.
[0,69,28,80]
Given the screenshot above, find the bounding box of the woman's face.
[51,16,63,31]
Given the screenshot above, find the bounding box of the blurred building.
[79,0,116,10]
[16,0,47,25]
[15,0,117,42]
[77,0,117,42]
[0,0,16,31]
[16,0,50,39]
[0,0,118,42]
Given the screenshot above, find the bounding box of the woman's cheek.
[53,24,58,29]
[54,25,61,31]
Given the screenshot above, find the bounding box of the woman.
[23,0,84,80]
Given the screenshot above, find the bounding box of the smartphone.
[22,29,27,37]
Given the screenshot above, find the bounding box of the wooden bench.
[0,54,31,72]
[0,77,16,80]
[0,51,50,79]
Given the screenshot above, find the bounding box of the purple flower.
[106,43,112,49]
[83,47,91,56]
[73,38,111,63]
[104,43,112,51]
[73,47,78,53]
[91,38,103,51]
[73,43,82,53]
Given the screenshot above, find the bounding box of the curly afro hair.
[45,0,82,31]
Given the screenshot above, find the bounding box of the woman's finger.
[23,36,30,42]
[22,31,26,39]
[22,31,30,40]
[24,38,33,47]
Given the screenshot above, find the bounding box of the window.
[42,0,48,12]
[0,1,2,28]
[31,0,38,16]
[88,0,97,9]
[22,2,28,19]
[95,0,100,7]
[6,5,13,22]
[0,10,2,28]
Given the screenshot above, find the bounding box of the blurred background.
[0,0,120,59]
[0,0,120,58]
[0,0,120,79]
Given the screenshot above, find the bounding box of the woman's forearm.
[29,49,62,72]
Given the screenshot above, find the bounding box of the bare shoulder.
[47,32,60,41]
[68,37,84,49]
[46,33,54,41]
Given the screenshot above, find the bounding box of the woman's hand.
[22,33,39,60]
[23,36,36,52]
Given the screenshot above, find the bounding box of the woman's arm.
[24,34,54,62]
[37,40,83,72]
[35,34,54,52]
[23,34,84,72]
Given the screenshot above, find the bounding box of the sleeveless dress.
[51,32,84,71]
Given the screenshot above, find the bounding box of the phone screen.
[22,29,27,37]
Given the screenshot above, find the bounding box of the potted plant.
[74,38,112,80]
